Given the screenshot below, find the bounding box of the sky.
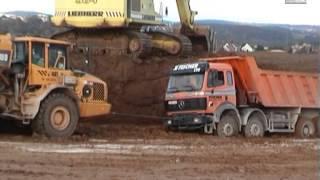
[0,0,319,25]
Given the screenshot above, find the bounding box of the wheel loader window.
[49,45,67,70]
[14,42,27,63]
[32,43,45,67]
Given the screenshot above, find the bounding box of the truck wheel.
[217,112,239,137]
[32,93,79,138]
[295,118,315,138]
[245,115,265,137]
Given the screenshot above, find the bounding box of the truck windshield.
[167,74,204,93]
[13,42,27,63]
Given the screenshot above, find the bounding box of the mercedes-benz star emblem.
[178,101,185,110]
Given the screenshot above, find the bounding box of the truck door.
[47,44,69,85]
[29,42,47,85]
[207,69,236,110]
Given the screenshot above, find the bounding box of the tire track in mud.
[0,138,318,156]
[0,138,317,180]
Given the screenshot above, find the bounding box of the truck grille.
[93,83,105,101]
[165,98,207,112]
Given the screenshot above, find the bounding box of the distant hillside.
[3,11,50,17]
[197,20,320,49]
[0,11,61,37]
[0,11,319,49]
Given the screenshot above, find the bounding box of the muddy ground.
[0,118,318,180]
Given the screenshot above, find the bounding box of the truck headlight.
[82,85,92,98]
[167,120,172,125]
[194,118,201,123]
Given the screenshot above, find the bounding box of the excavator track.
[146,31,193,57]
[126,31,152,58]
[51,29,152,58]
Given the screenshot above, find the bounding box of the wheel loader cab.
[12,37,70,86]
[2,37,112,138]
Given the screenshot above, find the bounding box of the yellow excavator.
[51,0,215,58]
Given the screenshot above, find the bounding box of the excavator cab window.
[31,43,45,67]
[48,44,67,70]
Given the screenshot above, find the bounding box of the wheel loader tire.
[245,114,265,138]
[295,118,315,138]
[32,93,79,138]
[217,112,239,137]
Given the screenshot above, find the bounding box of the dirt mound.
[252,52,319,73]
[70,53,194,116]
[69,52,319,117]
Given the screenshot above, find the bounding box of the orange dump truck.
[165,56,319,138]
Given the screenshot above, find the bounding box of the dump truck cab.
[0,36,111,137]
[165,61,238,134]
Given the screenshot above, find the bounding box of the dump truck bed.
[205,56,319,108]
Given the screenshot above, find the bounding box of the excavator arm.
[175,0,216,54]
[176,0,197,32]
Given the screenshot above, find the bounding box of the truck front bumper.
[165,115,213,130]
[79,102,112,118]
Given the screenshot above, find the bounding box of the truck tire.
[295,118,315,138]
[217,112,239,137]
[245,115,265,137]
[32,93,79,138]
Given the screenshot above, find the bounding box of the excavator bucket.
[174,25,216,55]
[186,25,215,55]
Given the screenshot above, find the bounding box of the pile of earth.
[69,51,319,117]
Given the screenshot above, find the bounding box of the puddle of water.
[0,141,187,155]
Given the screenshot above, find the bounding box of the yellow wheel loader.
[51,0,215,58]
[0,34,111,138]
